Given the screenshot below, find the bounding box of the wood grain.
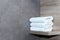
[40,0,60,31]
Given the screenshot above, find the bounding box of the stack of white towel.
[29,16,53,32]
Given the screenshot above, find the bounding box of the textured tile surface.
[40,0,60,40]
[0,0,40,40]
[40,0,60,30]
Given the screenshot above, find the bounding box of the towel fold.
[30,27,44,32]
[30,27,53,32]
[30,16,53,23]
[30,22,53,27]
[44,27,53,32]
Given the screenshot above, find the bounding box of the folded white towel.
[30,27,44,32]
[29,16,53,23]
[44,27,53,32]
[30,27,53,32]
[30,22,53,27]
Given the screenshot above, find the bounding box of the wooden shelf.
[30,31,60,36]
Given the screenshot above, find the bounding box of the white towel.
[29,16,53,23]
[30,27,53,32]
[44,27,53,32]
[30,27,44,32]
[30,22,53,27]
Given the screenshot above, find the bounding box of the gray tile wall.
[0,0,40,40]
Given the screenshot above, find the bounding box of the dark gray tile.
[0,0,40,40]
